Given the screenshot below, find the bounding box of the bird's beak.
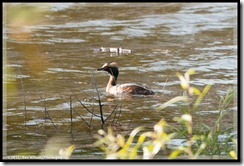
[97,68,104,71]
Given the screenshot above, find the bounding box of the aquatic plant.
[94,69,237,160]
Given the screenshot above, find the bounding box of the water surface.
[3,3,237,159]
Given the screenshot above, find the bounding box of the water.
[3,3,237,159]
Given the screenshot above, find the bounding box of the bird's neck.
[106,75,117,92]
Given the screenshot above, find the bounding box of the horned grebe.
[97,62,154,96]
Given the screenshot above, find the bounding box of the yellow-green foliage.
[3,65,17,97]
[94,70,237,160]
[94,120,174,159]
[4,4,49,27]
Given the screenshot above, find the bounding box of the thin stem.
[104,105,118,123]
[17,66,27,128]
[69,87,101,118]
[90,69,104,124]
[70,95,73,133]
[58,93,90,128]
[39,96,57,129]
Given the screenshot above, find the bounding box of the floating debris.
[94,47,132,54]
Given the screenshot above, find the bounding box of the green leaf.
[229,151,237,159]
[187,69,196,75]
[138,134,146,144]
[193,85,211,111]
[169,149,182,159]
[117,134,125,147]
[190,87,201,95]
[194,142,207,159]
[124,127,143,149]
[157,96,188,111]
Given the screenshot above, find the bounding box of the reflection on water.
[3,3,237,159]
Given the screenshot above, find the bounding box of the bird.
[97,62,155,96]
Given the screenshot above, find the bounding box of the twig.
[90,69,104,124]
[162,77,168,90]
[82,90,99,102]
[39,95,57,129]
[69,88,101,118]
[89,82,96,127]
[126,113,134,134]
[58,63,93,128]
[17,66,27,128]
[58,93,90,128]
[41,72,48,121]
[70,95,73,133]
[114,104,123,124]
[104,105,118,123]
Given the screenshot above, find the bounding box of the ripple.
[195,45,237,51]
[30,97,60,104]
[47,68,84,73]
[192,79,237,86]
[47,38,85,43]
[15,74,31,79]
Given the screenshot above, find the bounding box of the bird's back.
[108,83,154,96]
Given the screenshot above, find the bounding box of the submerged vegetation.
[94,70,237,160]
